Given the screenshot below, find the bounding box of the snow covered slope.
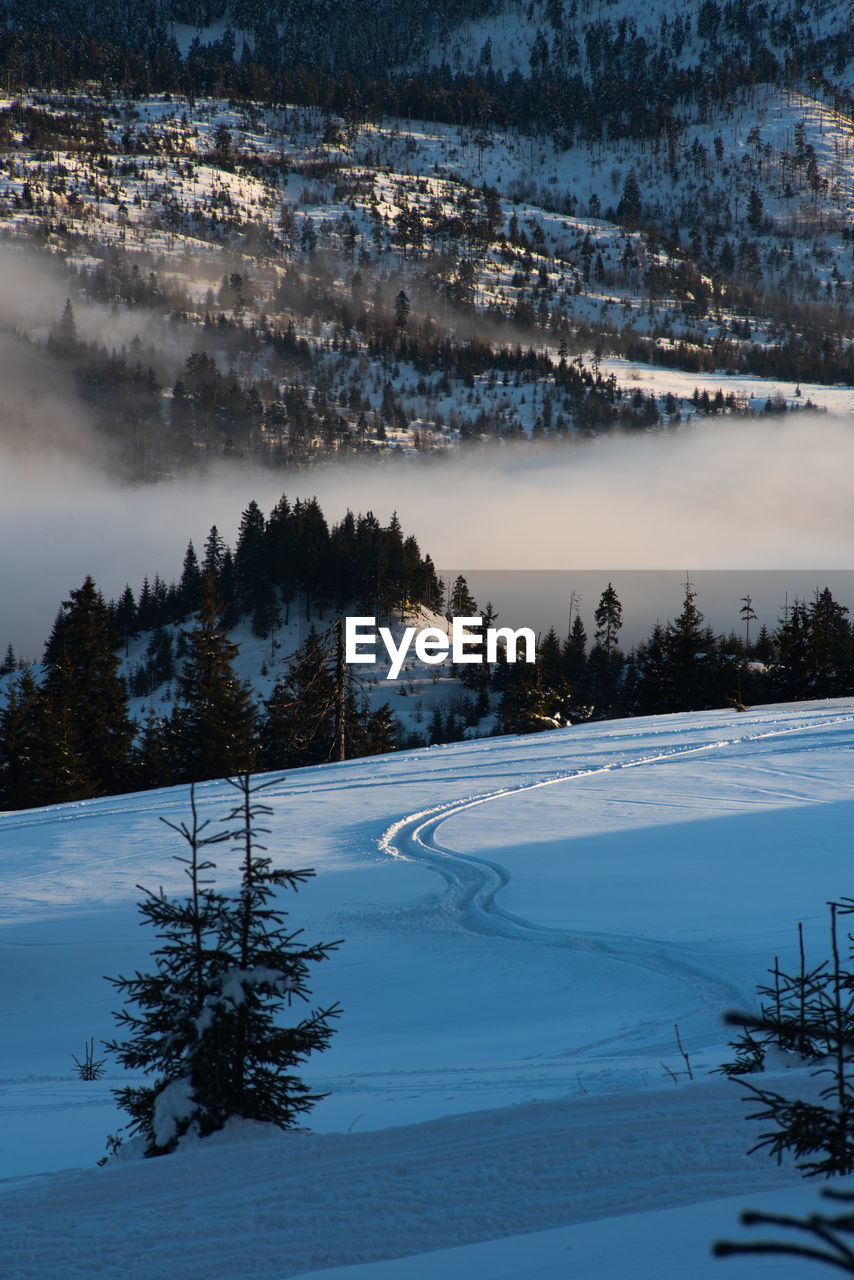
[2,700,854,1276]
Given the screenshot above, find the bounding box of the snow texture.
[1,699,853,1275]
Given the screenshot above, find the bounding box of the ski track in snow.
[378,711,854,1014]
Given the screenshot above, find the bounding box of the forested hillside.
[2,507,853,811]
[0,1,852,479]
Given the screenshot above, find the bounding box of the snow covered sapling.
[105,783,232,1152]
[719,923,828,1077]
[106,776,341,1155]
[204,773,342,1129]
[722,905,854,1178]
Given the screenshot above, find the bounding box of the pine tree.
[260,627,336,769]
[107,777,341,1156]
[30,682,94,805]
[393,289,410,328]
[0,670,39,809]
[0,642,16,676]
[593,583,622,658]
[356,702,400,757]
[107,784,231,1153]
[449,574,477,618]
[134,707,174,791]
[114,585,138,658]
[208,776,341,1127]
[754,623,775,664]
[501,656,571,734]
[772,599,807,699]
[664,576,715,710]
[40,576,135,796]
[172,576,256,783]
[632,622,670,714]
[617,169,642,224]
[740,594,758,653]
[202,525,227,584]
[539,627,563,682]
[421,556,443,613]
[179,542,203,615]
[806,589,852,697]
[234,500,268,615]
[53,297,78,353]
[563,613,587,686]
[427,706,445,744]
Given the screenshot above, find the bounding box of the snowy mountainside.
[2,699,854,1275]
[3,55,854,479]
[422,0,854,82]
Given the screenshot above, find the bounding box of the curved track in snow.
[377,712,854,1009]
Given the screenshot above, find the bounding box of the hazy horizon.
[3,426,854,656]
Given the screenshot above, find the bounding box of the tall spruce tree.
[632,622,670,714]
[664,577,716,710]
[40,576,134,797]
[449,574,477,617]
[234,499,279,634]
[0,670,40,809]
[179,542,203,615]
[563,613,587,686]
[589,582,624,714]
[806,589,852,697]
[593,583,622,658]
[172,576,256,783]
[260,626,335,770]
[30,681,94,805]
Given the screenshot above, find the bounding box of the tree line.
[475,579,854,740]
[0,494,440,809]
[3,0,851,150]
[40,291,669,483]
[3,523,853,808]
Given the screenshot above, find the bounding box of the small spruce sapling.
[105,783,232,1153]
[722,904,854,1177]
[203,773,342,1129]
[106,776,341,1155]
[72,1037,106,1080]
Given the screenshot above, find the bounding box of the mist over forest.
[3,410,854,658]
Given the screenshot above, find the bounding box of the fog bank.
[1,413,852,656]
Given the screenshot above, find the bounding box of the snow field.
[2,700,854,1274]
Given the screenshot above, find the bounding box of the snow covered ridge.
[345,614,535,679]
